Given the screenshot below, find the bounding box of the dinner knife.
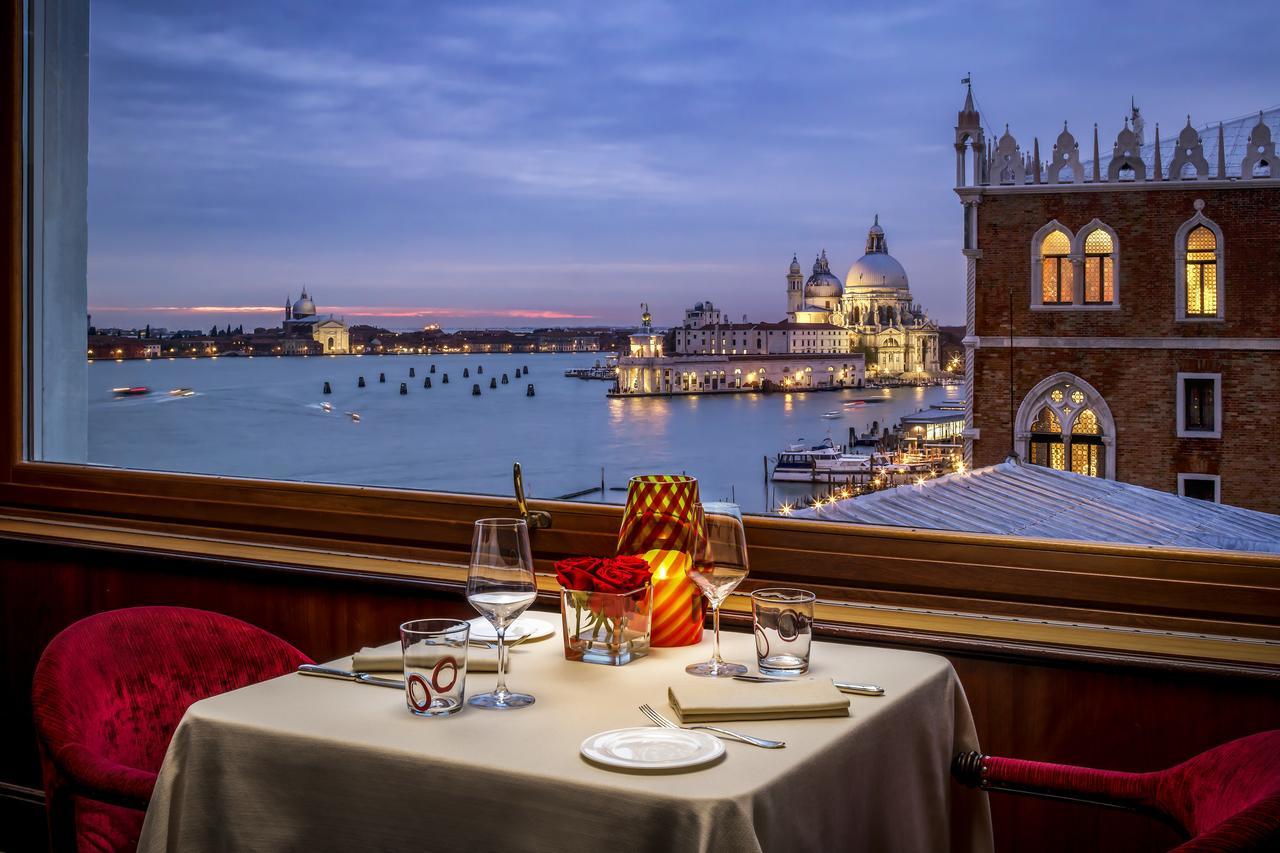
[297,664,404,690]
[732,674,885,696]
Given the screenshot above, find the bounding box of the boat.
[347,412,361,422]
[771,438,878,482]
[168,388,194,397]
[321,402,332,412]
[821,411,842,419]
[563,365,618,381]
[112,386,150,397]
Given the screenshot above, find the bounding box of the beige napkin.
[351,643,508,673]
[668,678,850,722]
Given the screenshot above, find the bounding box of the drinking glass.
[400,618,469,717]
[466,518,537,709]
[685,504,749,677]
[751,588,816,675]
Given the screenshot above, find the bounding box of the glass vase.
[561,586,652,666]
[617,474,707,647]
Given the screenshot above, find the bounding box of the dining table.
[136,614,992,853]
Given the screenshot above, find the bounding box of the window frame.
[1176,372,1223,439]
[4,2,1280,672]
[1174,206,1225,322]
[1031,222,1075,308]
[1178,473,1221,504]
[1075,219,1119,307]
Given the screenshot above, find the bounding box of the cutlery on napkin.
[668,678,850,723]
[733,674,885,696]
[351,642,509,673]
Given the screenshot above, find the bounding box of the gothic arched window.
[1185,227,1218,316]
[1016,374,1115,479]
[1082,228,1115,305]
[1175,204,1224,321]
[1028,406,1064,470]
[1040,230,1071,304]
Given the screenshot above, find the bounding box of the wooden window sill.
[2,512,1275,678]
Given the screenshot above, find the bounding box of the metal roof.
[794,461,1280,554]
[1080,106,1279,180]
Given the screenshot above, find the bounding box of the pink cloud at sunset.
[89,305,596,321]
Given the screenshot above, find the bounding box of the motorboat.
[347,412,361,422]
[821,411,841,419]
[772,438,877,482]
[112,386,151,397]
[168,388,194,397]
[321,402,333,413]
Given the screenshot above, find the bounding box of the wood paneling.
[2,538,1277,853]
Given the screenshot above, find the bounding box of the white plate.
[580,726,725,771]
[467,616,555,643]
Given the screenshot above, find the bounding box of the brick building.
[954,88,1279,513]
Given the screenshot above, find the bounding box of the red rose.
[555,556,601,592]
[594,560,650,593]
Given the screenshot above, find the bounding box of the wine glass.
[685,504,749,677]
[466,518,537,709]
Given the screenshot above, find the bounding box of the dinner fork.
[638,704,786,749]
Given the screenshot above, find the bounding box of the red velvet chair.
[953,730,1280,852]
[31,606,312,853]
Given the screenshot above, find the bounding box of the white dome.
[292,291,317,318]
[845,252,909,291]
[804,251,843,298]
[845,217,909,291]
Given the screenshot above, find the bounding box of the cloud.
[89,304,595,320]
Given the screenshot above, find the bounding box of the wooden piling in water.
[463,368,469,378]
[379,373,386,383]
[358,376,366,388]
[399,382,407,395]
[501,374,509,384]
[472,384,481,396]
[442,373,449,384]
[323,382,331,394]
[409,367,415,377]
[526,384,535,396]
[424,377,431,388]
[489,377,497,389]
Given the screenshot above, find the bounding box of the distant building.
[785,220,941,378]
[614,305,864,395]
[955,88,1280,512]
[284,290,349,353]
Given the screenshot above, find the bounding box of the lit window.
[1185,226,1217,316]
[1082,229,1114,304]
[1040,230,1071,304]
[1019,377,1112,479]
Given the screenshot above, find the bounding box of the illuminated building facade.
[613,304,864,396]
[956,87,1280,511]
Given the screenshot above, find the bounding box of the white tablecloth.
[138,616,991,853]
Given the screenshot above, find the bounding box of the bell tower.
[955,78,986,187]
[786,254,804,315]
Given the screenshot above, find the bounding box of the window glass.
[1185,226,1218,316]
[23,1,1278,558]
[1184,378,1216,432]
[1040,230,1071,303]
[1082,230,1113,304]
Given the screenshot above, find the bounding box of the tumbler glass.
[400,618,470,716]
[751,588,816,675]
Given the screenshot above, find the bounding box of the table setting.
[136,475,992,852]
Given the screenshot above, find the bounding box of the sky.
[86,0,1280,331]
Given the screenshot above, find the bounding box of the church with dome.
[786,217,940,378]
[283,289,349,354]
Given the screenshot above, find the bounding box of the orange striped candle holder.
[617,475,707,647]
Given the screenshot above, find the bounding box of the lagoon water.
[88,352,958,515]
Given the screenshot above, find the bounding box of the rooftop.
[794,461,1280,554]
[1080,106,1280,180]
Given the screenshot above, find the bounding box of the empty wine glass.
[686,504,749,677]
[467,518,537,709]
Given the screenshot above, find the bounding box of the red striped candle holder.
[617,475,707,647]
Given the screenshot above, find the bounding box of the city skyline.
[88,0,1280,329]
